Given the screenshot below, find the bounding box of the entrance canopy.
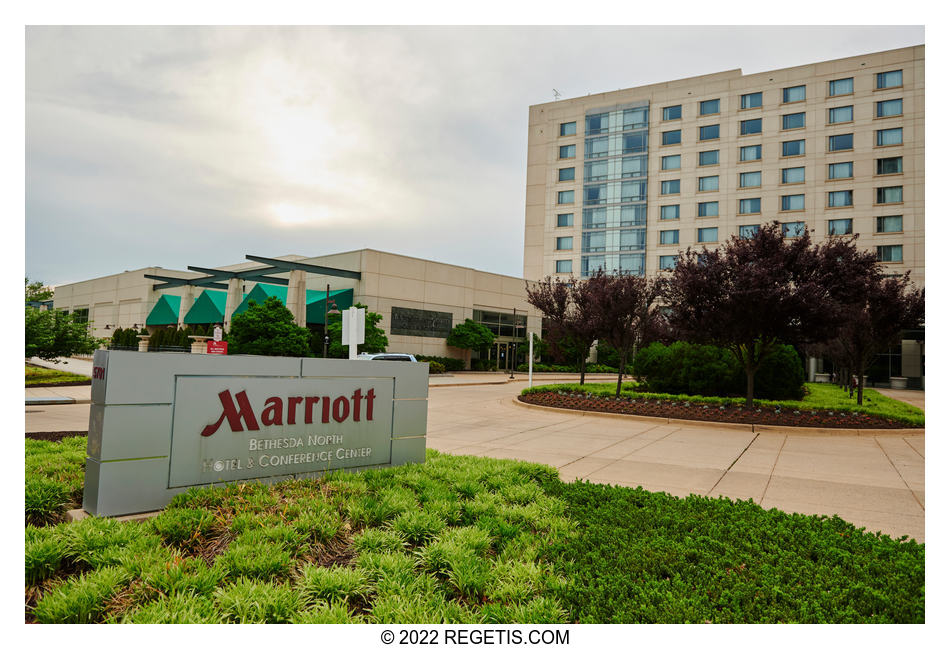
[231,284,354,324]
[183,290,227,325]
[145,294,182,326]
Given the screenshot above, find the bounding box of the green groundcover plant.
[26,365,91,386]
[25,443,923,623]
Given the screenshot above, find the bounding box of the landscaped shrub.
[416,355,465,371]
[515,362,618,373]
[427,361,446,374]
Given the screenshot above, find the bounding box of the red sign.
[207,341,228,355]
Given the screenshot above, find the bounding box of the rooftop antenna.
[552,88,562,101]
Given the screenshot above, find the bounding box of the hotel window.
[556,213,573,227]
[699,124,720,141]
[660,230,679,245]
[586,113,608,135]
[555,260,572,273]
[662,130,681,145]
[661,180,680,195]
[876,70,903,89]
[72,308,89,323]
[739,224,760,239]
[586,136,608,158]
[698,201,719,217]
[583,207,606,228]
[661,154,681,170]
[876,98,903,118]
[827,190,853,208]
[581,256,606,277]
[739,171,761,188]
[740,118,762,135]
[877,157,902,175]
[585,160,607,181]
[621,180,646,202]
[739,198,761,214]
[781,194,805,211]
[559,122,576,136]
[619,228,646,251]
[828,77,853,96]
[876,128,903,146]
[782,167,805,184]
[557,190,574,204]
[663,105,682,120]
[828,106,853,124]
[782,221,806,238]
[697,227,718,243]
[828,218,853,236]
[556,236,573,250]
[698,150,719,166]
[700,98,720,115]
[660,205,680,220]
[558,167,575,181]
[624,107,649,129]
[618,253,645,275]
[559,144,575,159]
[584,185,605,205]
[876,215,903,233]
[877,245,903,263]
[582,231,606,252]
[828,134,853,151]
[698,176,719,192]
[827,162,853,180]
[623,131,648,154]
[782,140,805,156]
[659,255,678,270]
[876,186,903,204]
[622,155,648,178]
[620,204,646,226]
[740,92,762,109]
[782,113,805,130]
[740,144,762,161]
[783,85,806,103]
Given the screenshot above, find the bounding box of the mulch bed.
[519,392,919,429]
[25,380,91,387]
[26,431,87,442]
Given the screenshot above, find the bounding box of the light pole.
[510,307,517,379]
[323,284,340,358]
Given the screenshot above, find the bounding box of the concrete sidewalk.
[28,356,95,377]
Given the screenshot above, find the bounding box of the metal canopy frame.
[147,256,359,292]
[143,274,229,291]
[245,255,362,280]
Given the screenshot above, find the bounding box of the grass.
[25,440,924,623]
[25,436,87,525]
[522,381,924,427]
[26,364,90,385]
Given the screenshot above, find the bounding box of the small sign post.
[207,340,228,355]
[341,307,366,360]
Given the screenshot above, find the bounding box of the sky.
[25,25,925,286]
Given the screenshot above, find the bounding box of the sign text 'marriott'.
[200,388,376,437]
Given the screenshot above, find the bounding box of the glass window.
[619,228,646,251]
[621,155,648,178]
[699,124,720,140]
[781,194,805,211]
[558,167,574,181]
[876,186,903,204]
[662,130,681,145]
[782,167,806,184]
[741,92,763,109]
[828,134,853,151]
[698,201,719,217]
[620,204,646,226]
[660,230,679,245]
[72,308,89,323]
[876,245,903,262]
[582,231,606,253]
[661,154,681,170]
[828,162,853,179]
[877,128,903,146]
[557,190,574,204]
[876,215,903,233]
[783,140,805,156]
[586,113,608,135]
[829,77,853,96]
[620,180,646,202]
[828,106,853,123]
[585,160,608,181]
[623,107,649,130]
[660,205,680,220]
[556,213,573,227]
[661,179,680,195]
[782,113,805,130]
[581,255,606,277]
[699,98,720,115]
[740,144,762,161]
[783,85,806,103]
[740,118,762,135]
[828,190,853,207]
[698,150,719,166]
[584,184,605,205]
[697,227,718,243]
[623,132,648,154]
[663,105,682,120]
[877,157,903,175]
[740,171,761,188]
[659,255,678,270]
[739,198,761,214]
[828,218,853,235]
[877,98,903,117]
[876,70,903,89]
[555,260,572,273]
[782,221,806,238]
[739,224,760,239]
[585,136,608,158]
[618,253,645,275]
[559,122,576,136]
[583,207,606,229]
[556,236,573,250]
[559,144,575,159]
[698,176,719,192]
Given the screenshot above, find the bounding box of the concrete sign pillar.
[286,269,307,328]
[223,278,243,332]
[178,285,194,328]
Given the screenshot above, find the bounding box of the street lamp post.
[510,307,517,379]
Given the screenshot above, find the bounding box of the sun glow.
[270,202,332,226]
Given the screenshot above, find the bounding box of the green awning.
[231,284,288,316]
[307,289,354,324]
[183,290,227,325]
[145,294,181,326]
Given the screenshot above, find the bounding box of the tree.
[228,296,313,357]
[446,319,495,369]
[525,275,601,384]
[323,303,389,358]
[26,308,100,361]
[26,277,53,303]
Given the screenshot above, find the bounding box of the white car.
[355,353,418,362]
